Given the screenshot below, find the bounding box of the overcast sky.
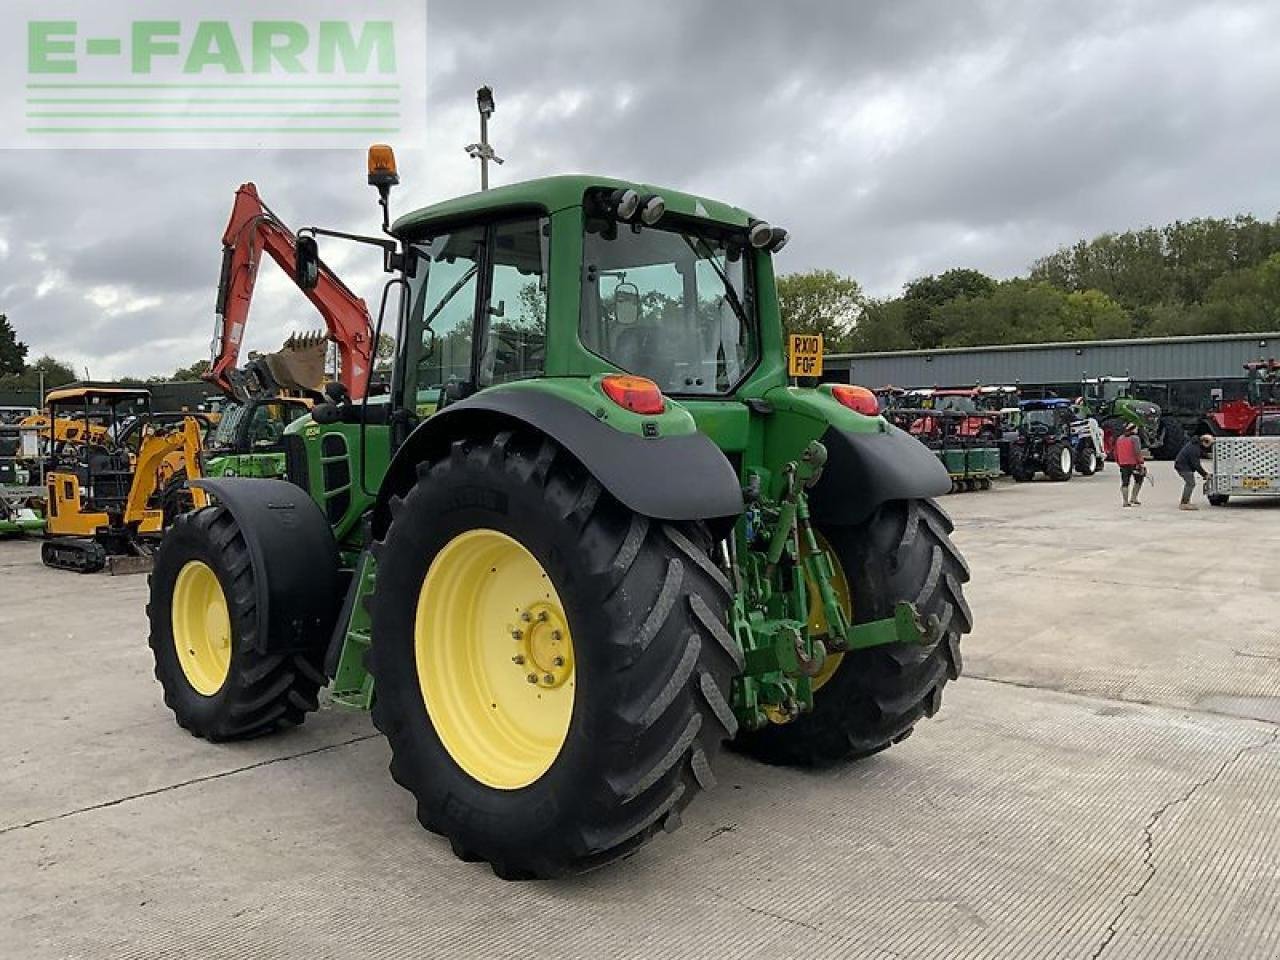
[2,0,1278,378]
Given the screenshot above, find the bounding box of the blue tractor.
[1007,398,1104,481]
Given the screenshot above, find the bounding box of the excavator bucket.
[229,332,329,401]
[264,332,328,394]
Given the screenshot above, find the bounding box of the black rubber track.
[367,429,739,880]
[147,506,327,741]
[733,498,971,767]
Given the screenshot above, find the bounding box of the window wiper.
[423,263,480,330]
[681,235,750,330]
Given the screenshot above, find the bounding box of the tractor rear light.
[601,375,665,416]
[830,384,879,416]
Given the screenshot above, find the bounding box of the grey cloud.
[1,0,1278,376]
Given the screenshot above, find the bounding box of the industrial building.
[827,331,1280,416]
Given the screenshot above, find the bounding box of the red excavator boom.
[208,183,374,400]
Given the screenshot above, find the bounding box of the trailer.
[1206,434,1280,506]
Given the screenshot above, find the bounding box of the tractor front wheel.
[368,431,738,879]
[147,507,326,740]
[733,498,971,767]
[1075,443,1099,476]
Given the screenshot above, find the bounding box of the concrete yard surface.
[2,471,1279,959]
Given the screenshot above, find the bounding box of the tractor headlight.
[610,188,640,221]
[639,194,666,225]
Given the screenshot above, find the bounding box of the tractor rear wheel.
[1154,416,1186,460]
[147,507,326,740]
[1008,447,1034,482]
[1045,443,1074,481]
[733,498,971,767]
[367,430,737,879]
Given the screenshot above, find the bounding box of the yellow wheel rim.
[172,560,233,696]
[415,529,575,791]
[807,533,851,693]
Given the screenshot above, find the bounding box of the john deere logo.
[4,0,426,149]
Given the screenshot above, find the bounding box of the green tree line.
[779,213,1280,354]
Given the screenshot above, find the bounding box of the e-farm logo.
[4,0,426,149]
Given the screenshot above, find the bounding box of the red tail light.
[601,375,665,415]
[830,384,879,416]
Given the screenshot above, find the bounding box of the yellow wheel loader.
[42,385,207,573]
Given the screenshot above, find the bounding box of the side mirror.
[296,235,320,290]
[614,282,641,326]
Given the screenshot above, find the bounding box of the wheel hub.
[415,528,576,791]
[511,602,573,688]
[171,559,232,696]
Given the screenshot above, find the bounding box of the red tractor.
[1201,360,1280,437]
[904,387,1002,442]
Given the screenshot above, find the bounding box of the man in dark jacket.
[1174,434,1214,510]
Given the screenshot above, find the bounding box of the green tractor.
[148,148,971,879]
[1079,376,1184,460]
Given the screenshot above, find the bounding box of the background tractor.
[147,149,972,880]
[1007,398,1083,481]
[1198,360,1280,437]
[1078,375,1183,460]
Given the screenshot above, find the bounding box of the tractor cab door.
[397,216,550,437]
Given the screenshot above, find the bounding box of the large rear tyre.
[1008,447,1034,482]
[146,507,326,741]
[1045,443,1074,481]
[733,498,971,767]
[1154,416,1186,460]
[368,430,738,879]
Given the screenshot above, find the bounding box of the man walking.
[1174,434,1214,510]
[1114,423,1146,507]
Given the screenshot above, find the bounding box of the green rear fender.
[763,385,952,526]
[371,377,744,539]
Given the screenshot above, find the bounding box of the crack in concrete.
[0,733,379,837]
[1088,728,1280,959]
[967,673,1280,728]
[702,889,904,958]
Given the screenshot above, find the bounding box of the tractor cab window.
[401,217,549,406]
[247,402,302,447]
[479,218,549,386]
[580,213,756,396]
[936,395,976,414]
[406,226,485,398]
[1023,409,1057,430]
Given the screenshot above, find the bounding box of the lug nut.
[526,674,538,684]
[521,611,532,622]
[511,655,525,665]
[552,656,565,667]
[511,629,522,640]
[537,611,549,622]
[551,630,562,642]
[543,674,555,685]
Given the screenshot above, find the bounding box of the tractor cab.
[203,396,313,479]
